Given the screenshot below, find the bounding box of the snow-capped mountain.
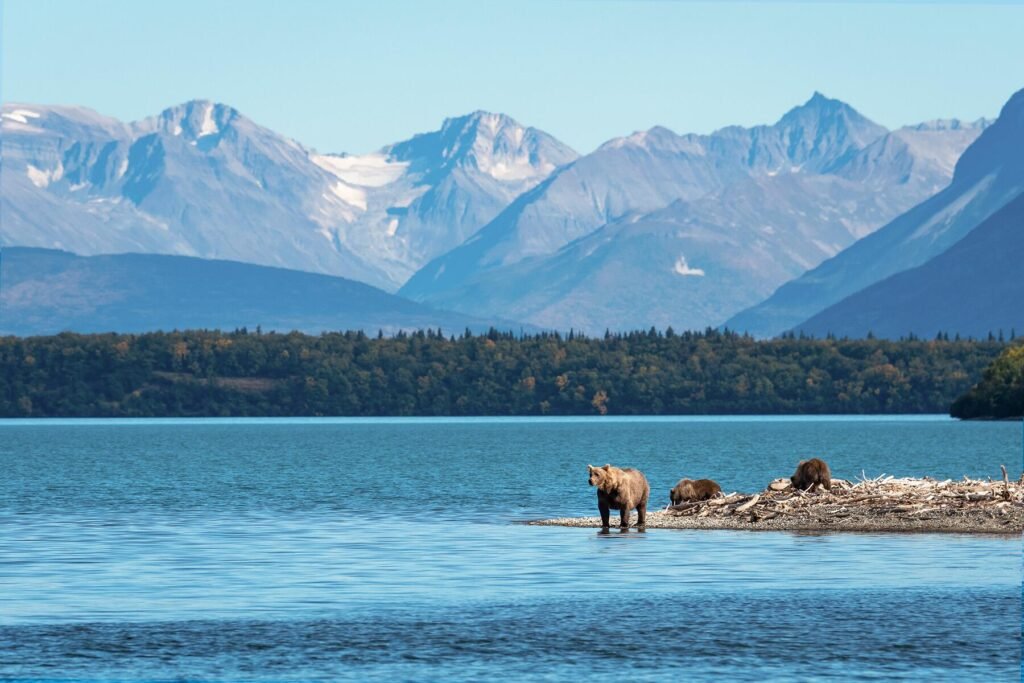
[1,102,575,291]
[310,111,577,285]
[400,94,988,333]
[1,93,999,335]
[727,89,1023,338]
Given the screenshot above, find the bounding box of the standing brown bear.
[791,458,832,491]
[670,478,722,505]
[587,464,650,529]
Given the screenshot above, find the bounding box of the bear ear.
[602,464,611,470]
[587,464,595,471]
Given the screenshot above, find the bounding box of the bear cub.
[791,458,832,491]
[669,478,722,505]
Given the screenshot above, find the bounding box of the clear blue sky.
[2,1,1021,154]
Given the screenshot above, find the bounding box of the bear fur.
[588,463,650,528]
[669,478,722,505]
[791,458,832,491]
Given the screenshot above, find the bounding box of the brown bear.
[587,464,650,529]
[669,478,722,505]
[790,458,832,491]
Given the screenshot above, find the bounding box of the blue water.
[0,416,1020,681]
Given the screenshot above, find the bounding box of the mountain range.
[2,91,1016,338]
[400,94,989,333]
[1,102,575,291]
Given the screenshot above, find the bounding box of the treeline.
[951,344,1024,419]
[0,328,1009,417]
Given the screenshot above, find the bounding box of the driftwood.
[734,494,760,514]
[658,465,1024,531]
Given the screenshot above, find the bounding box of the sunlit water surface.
[1,416,1020,681]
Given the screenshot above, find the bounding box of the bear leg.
[619,507,630,528]
[598,499,611,529]
[636,502,647,528]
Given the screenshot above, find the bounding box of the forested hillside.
[951,344,1024,419]
[0,329,1006,417]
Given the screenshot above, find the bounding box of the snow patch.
[2,109,41,124]
[26,162,63,188]
[312,153,408,187]
[386,218,399,236]
[481,113,501,136]
[486,158,553,181]
[198,103,219,137]
[673,256,705,277]
[116,158,129,179]
[328,181,367,211]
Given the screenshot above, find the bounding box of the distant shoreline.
[0,330,1009,418]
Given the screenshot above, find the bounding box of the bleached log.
[734,494,761,514]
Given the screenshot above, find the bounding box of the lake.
[0,416,1020,681]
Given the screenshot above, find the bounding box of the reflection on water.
[0,417,1020,681]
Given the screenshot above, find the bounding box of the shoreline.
[531,475,1024,536]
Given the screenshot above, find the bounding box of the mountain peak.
[147,100,240,140]
[463,109,516,124]
[780,91,867,124]
[808,90,833,105]
[440,110,523,139]
[771,92,887,171]
[386,110,576,180]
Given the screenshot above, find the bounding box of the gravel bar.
[530,473,1024,535]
